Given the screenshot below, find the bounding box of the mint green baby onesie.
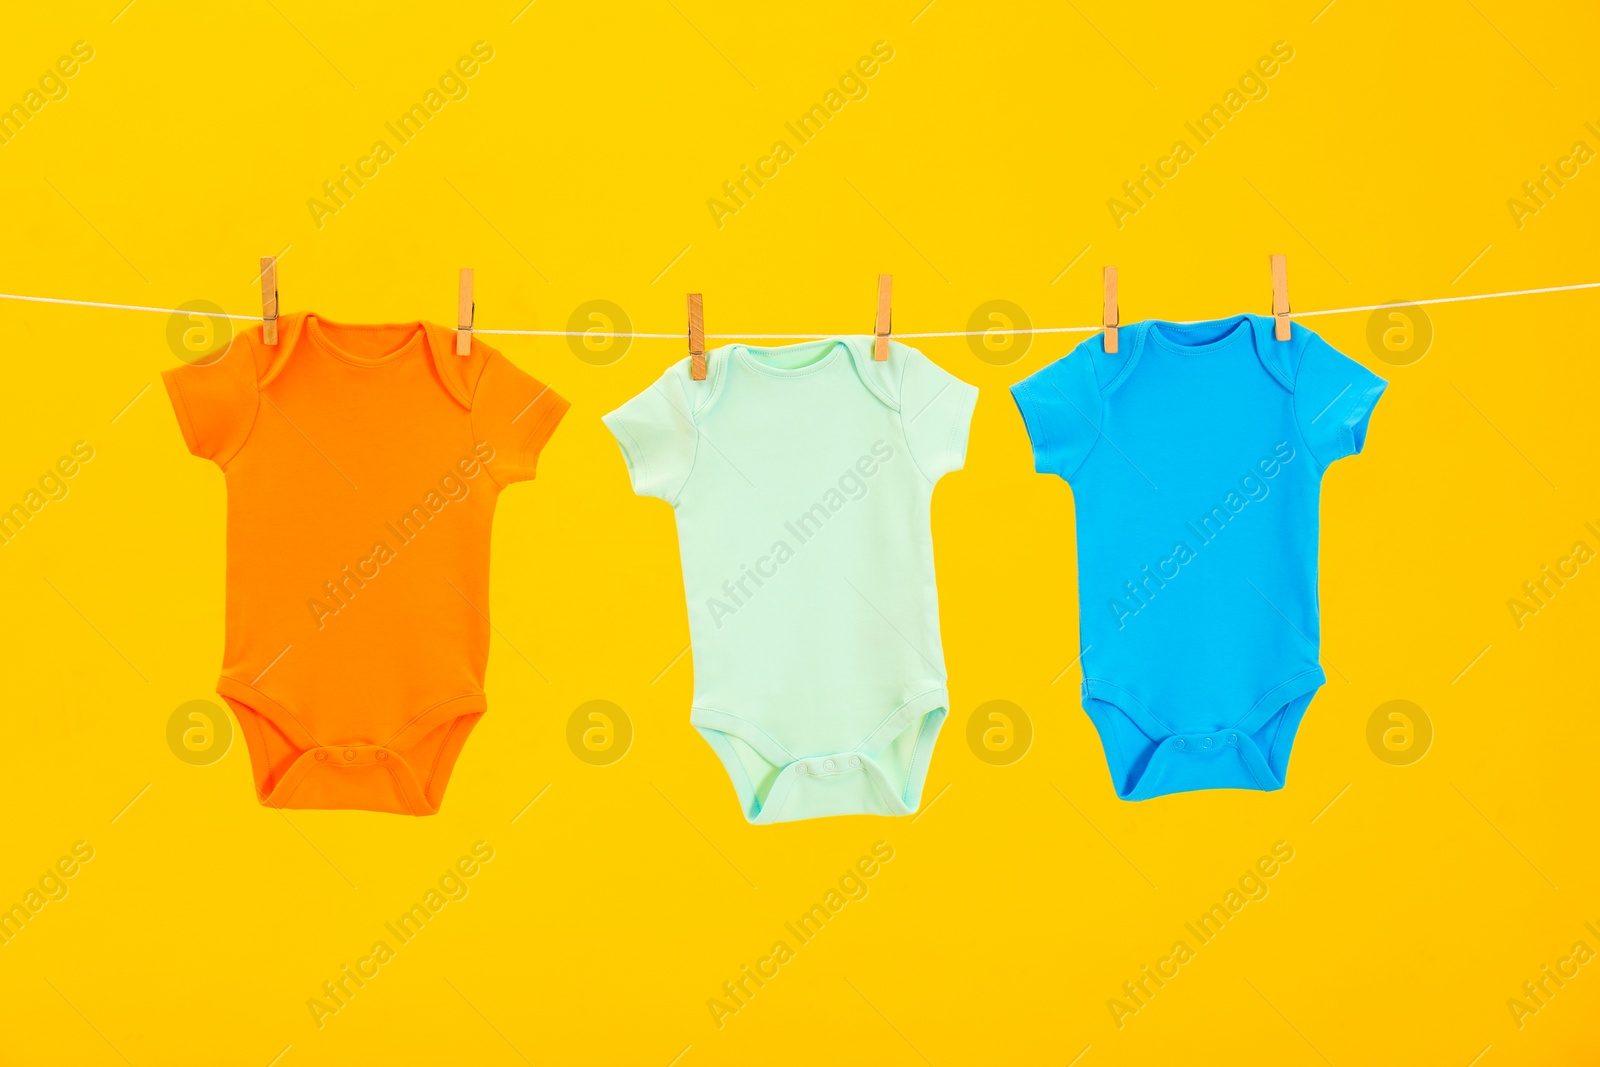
[604,337,977,824]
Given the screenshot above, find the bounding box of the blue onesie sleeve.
[1009,344,1103,480]
[1292,334,1387,470]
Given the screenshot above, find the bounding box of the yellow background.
[2,1,1597,1063]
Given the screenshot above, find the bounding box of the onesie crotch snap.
[751,749,914,824]
[1124,729,1279,800]
[1081,675,1322,801]
[305,743,394,766]
[1168,732,1233,753]
[263,741,433,816]
[795,754,862,778]
[219,680,488,817]
[689,692,951,825]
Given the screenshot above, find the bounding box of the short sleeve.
[469,351,570,485]
[602,367,699,503]
[161,334,261,466]
[1293,335,1387,470]
[1010,346,1103,480]
[899,348,978,482]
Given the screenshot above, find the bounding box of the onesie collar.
[730,336,853,377]
[1114,314,1296,393]
[1143,314,1253,356]
[304,314,429,368]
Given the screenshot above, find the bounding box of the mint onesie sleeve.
[602,368,699,503]
[1292,335,1387,470]
[1010,345,1103,480]
[899,347,979,481]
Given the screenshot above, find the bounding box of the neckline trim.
[1143,314,1254,356]
[305,314,429,367]
[731,337,854,378]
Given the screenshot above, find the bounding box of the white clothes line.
[0,281,1596,340]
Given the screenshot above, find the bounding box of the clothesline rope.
[0,281,1595,339]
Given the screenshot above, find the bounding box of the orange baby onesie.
[163,312,567,815]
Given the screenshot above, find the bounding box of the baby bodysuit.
[1012,315,1385,800]
[605,337,977,823]
[164,313,568,814]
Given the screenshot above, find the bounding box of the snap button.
[343,748,356,761]
[1202,737,1213,750]
[1227,733,1239,746]
[1175,739,1187,750]
[849,756,862,768]
[375,750,388,762]
[313,750,328,762]
[796,763,809,775]
[823,759,837,773]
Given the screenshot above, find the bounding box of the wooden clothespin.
[1102,266,1119,354]
[873,274,892,362]
[260,256,279,345]
[687,293,706,380]
[456,268,475,355]
[1269,254,1290,341]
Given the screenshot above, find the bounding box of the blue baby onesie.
[1012,315,1385,800]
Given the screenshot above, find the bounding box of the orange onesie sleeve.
[468,350,568,486]
[161,334,262,466]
